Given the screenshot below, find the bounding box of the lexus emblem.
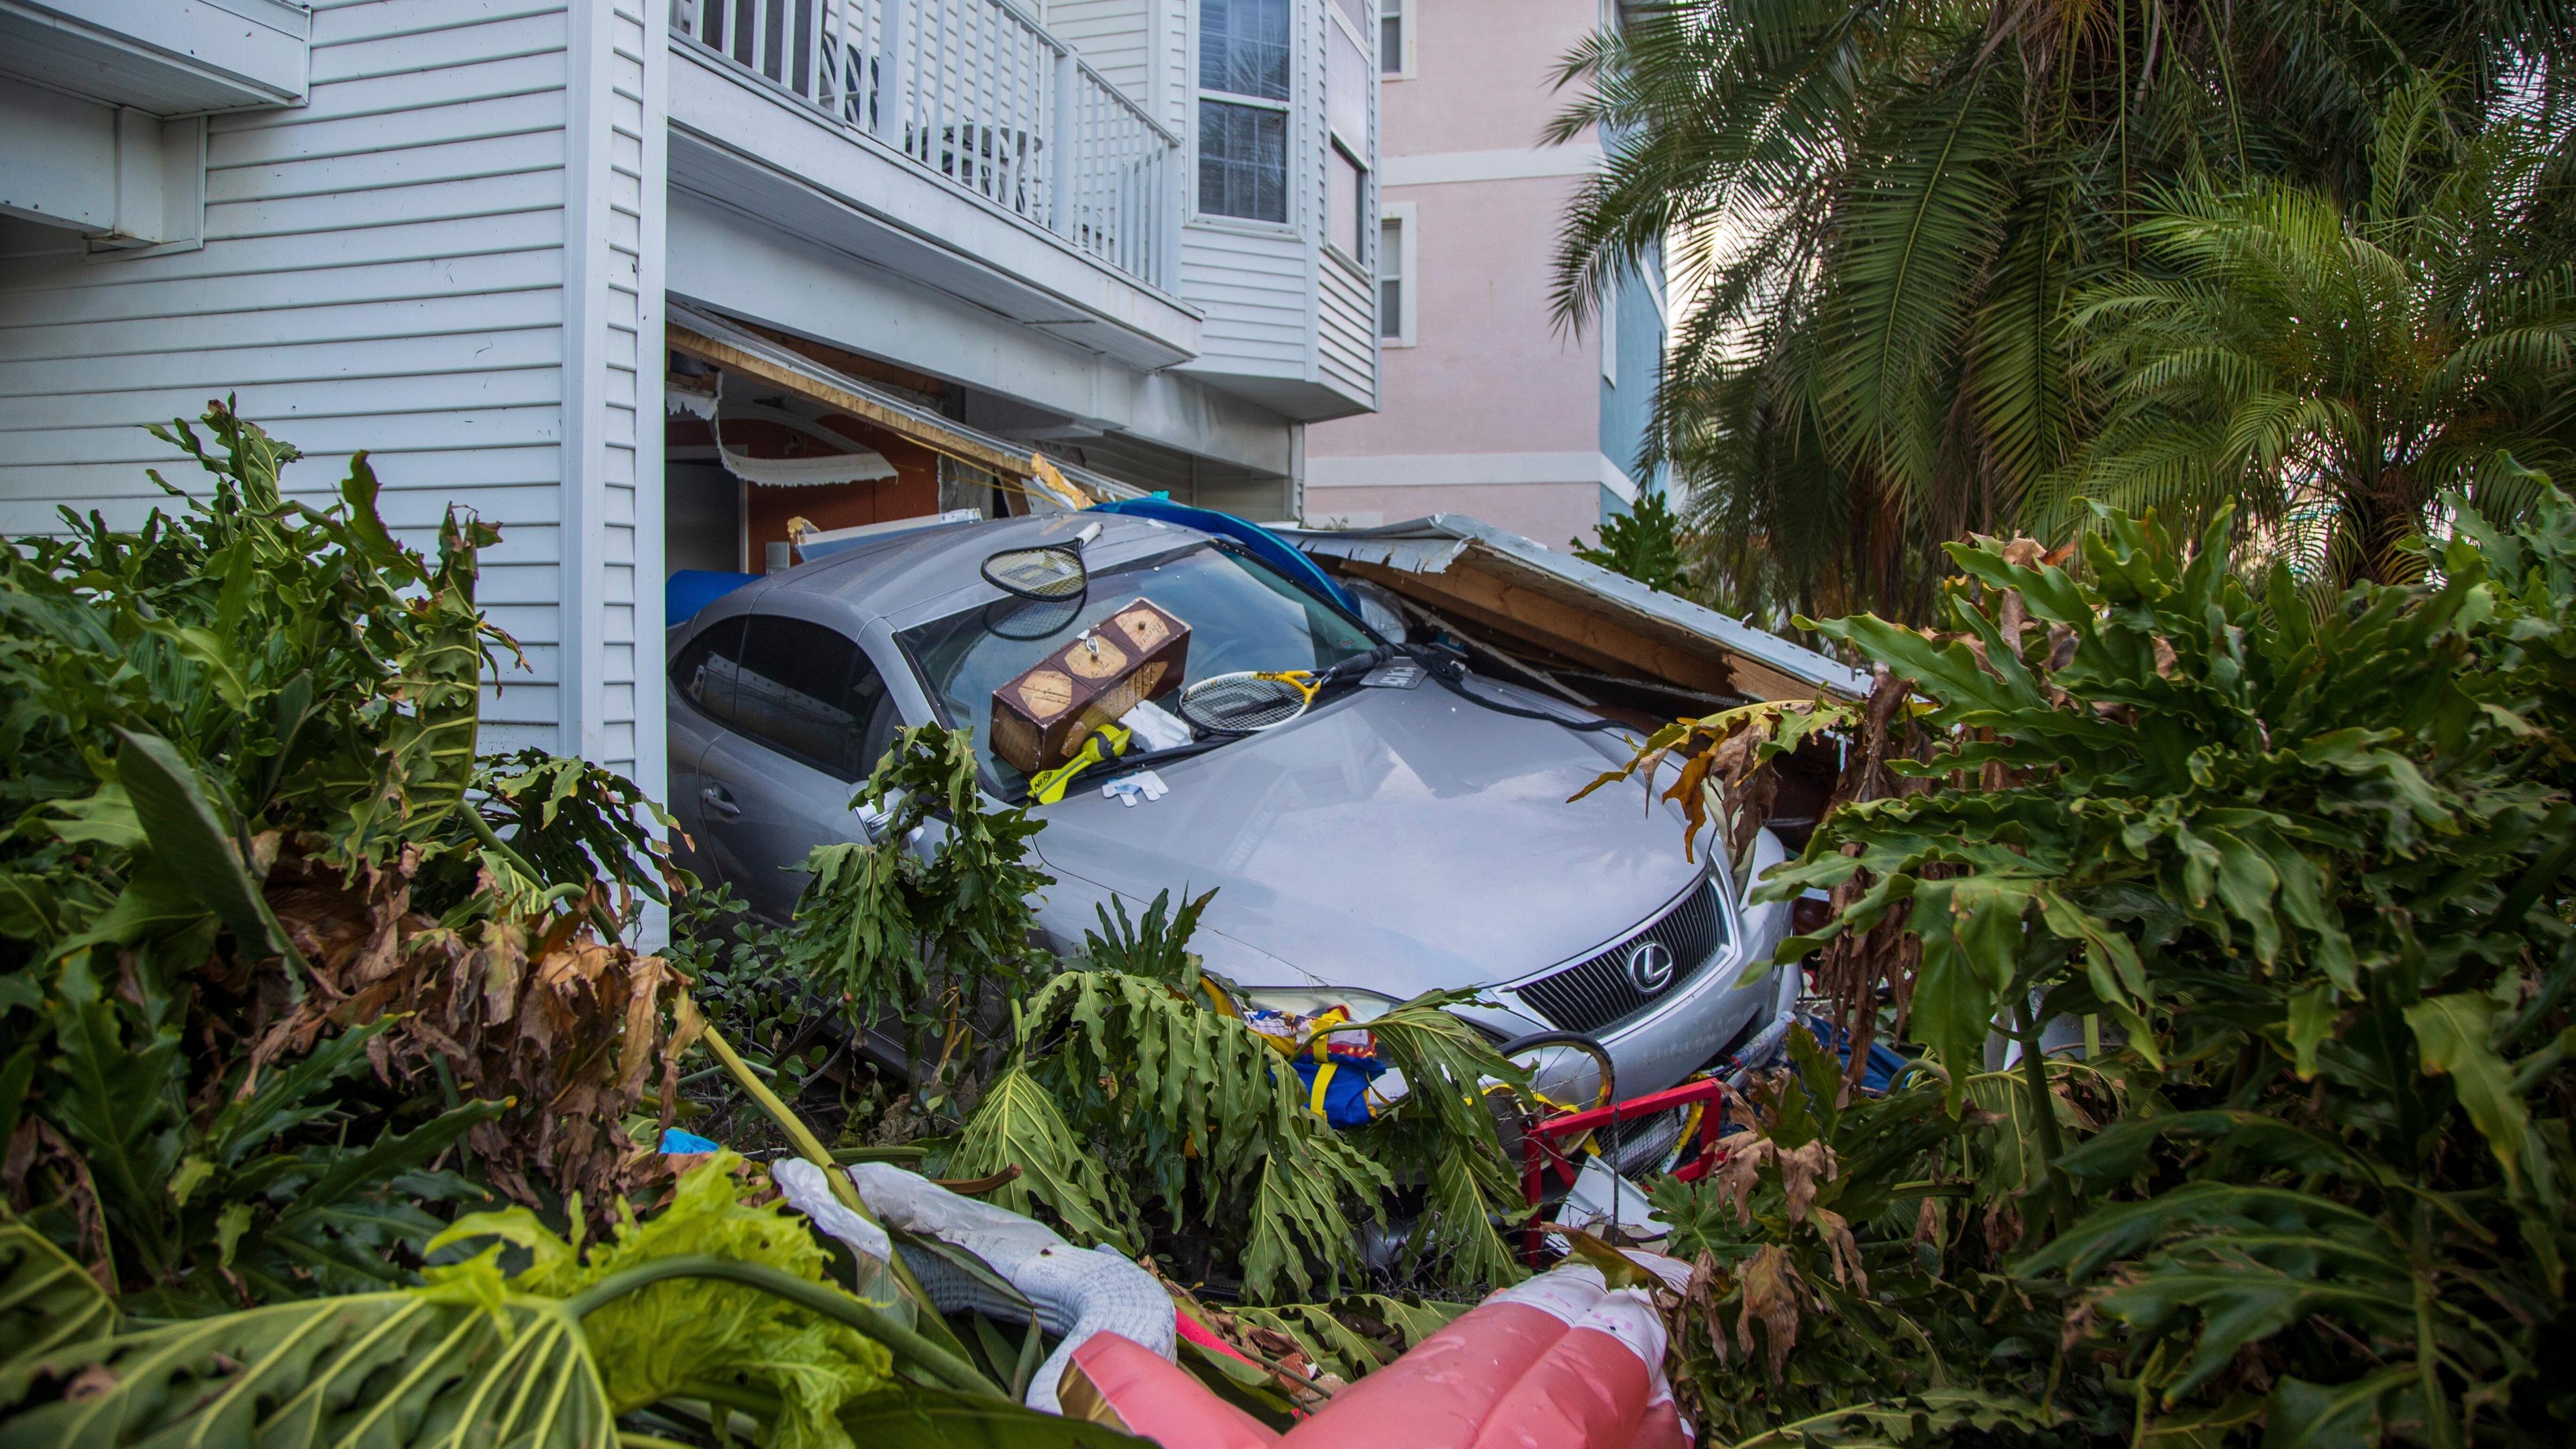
[1625,940,1677,994]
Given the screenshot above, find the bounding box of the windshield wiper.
[1016,737,1230,805]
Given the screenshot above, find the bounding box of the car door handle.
[700,785,743,819]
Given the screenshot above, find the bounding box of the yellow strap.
[1307,1061,1339,1118]
[1307,1006,1351,1061]
[1026,723,1136,804]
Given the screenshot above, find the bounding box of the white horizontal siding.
[1047,0,1150,99]
[0,0,577,755]
[1181,225,1311,368]
[1159,0,1186,133]
[1318,252,1375,401]
[554,0,662,784]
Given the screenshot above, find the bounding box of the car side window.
[730,616,898,780]
[672,616,747,723]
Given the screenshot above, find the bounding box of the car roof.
[746,509,1212,631]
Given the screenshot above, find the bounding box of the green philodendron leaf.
[2404,992,2534,1192]
[949,1067,1136,1252]
[0,1220,115,1366]
[0,1267,614,1449]
[1911,879,2029,1102]
[2285,985,2334,1080]
[34,785,145,851]
[2261,1368,2419,1449]
[111,727,309,977]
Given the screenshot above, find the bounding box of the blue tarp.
[667,569,761,628]
[1087,496,1363,618]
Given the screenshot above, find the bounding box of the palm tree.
[1550,0,2574,625]
[2046,80,2576,588]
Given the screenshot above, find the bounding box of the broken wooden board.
[1283,514,1864,704]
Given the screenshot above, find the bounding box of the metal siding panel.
[0,327,562,395]
[279,50,568,121]
[311,11,572,84]
[0,0,576,724]
[0,289,562,360]
[209,89,568,166]
[209,131,570,202]
[24,246,563,315]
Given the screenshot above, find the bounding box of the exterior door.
[689,613,902,923]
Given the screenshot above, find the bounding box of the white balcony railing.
[677,0,1180,290]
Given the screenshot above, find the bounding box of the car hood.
[1030,680,1703,999]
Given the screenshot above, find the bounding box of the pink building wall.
[1304,0,1625,548]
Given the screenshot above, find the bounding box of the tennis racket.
[1175,670,1321,733]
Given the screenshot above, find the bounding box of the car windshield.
[896,541,1377,794]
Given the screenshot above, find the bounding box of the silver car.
[666,511,1792,1116]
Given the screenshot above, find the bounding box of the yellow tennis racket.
[1175,670,1320,733]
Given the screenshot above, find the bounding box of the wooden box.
[989,598,1191,773]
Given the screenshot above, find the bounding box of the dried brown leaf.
[1735,1243,1805,1381]
[1776,1140,1837,1224]
[1813,1207,1870,1295]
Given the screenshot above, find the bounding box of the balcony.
[675,0,1179,293]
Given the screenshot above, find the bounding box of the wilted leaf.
[1735,1242,1805,1381]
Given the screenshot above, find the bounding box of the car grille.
[1513,881,1725,1037]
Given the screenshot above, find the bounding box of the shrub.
[0,404,696,1309]
[1595,484,2576,1445]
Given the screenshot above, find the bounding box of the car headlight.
[1230,986,1401,1024]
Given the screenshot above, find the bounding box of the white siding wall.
[1174,0,1379,409]
[1177,0,1310,380]
[1315,0,1375,405]
[1046,0,1150,98]
[558,0,665,784]
[0,0,663,797]
[1318,251,1373,400]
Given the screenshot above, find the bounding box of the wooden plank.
[665,321,1038,481]
[730,318,958,405]
[1340,556,1735,696]
[1466,554,1826,703]
[1343,553,1822,704]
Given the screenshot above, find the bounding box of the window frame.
[1377,199,1416,347]
[1599,276,1619,386]
[1322,0,1375,271]
[1325,140,1369,270]
[671,614,748,729]
[699,612,899,784]
[1379,0,1412,78]
[1194,0,1297,227]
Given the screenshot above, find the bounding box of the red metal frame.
[1517,1077,1729,1264]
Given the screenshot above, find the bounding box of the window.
[1378,203,1415,345]
[1328,145,1366,260]
[1198,0,1291,221]
[1379,0,1407,74]
[724,616,901,780]
[1324,2,1372,262]
[672,616,748,723]
[1199,102,1288,221]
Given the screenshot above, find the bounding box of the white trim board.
[1381,141,1605,188]
[1307,450,1635,497]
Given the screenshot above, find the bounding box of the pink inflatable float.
[1063,1263,1692,1449]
